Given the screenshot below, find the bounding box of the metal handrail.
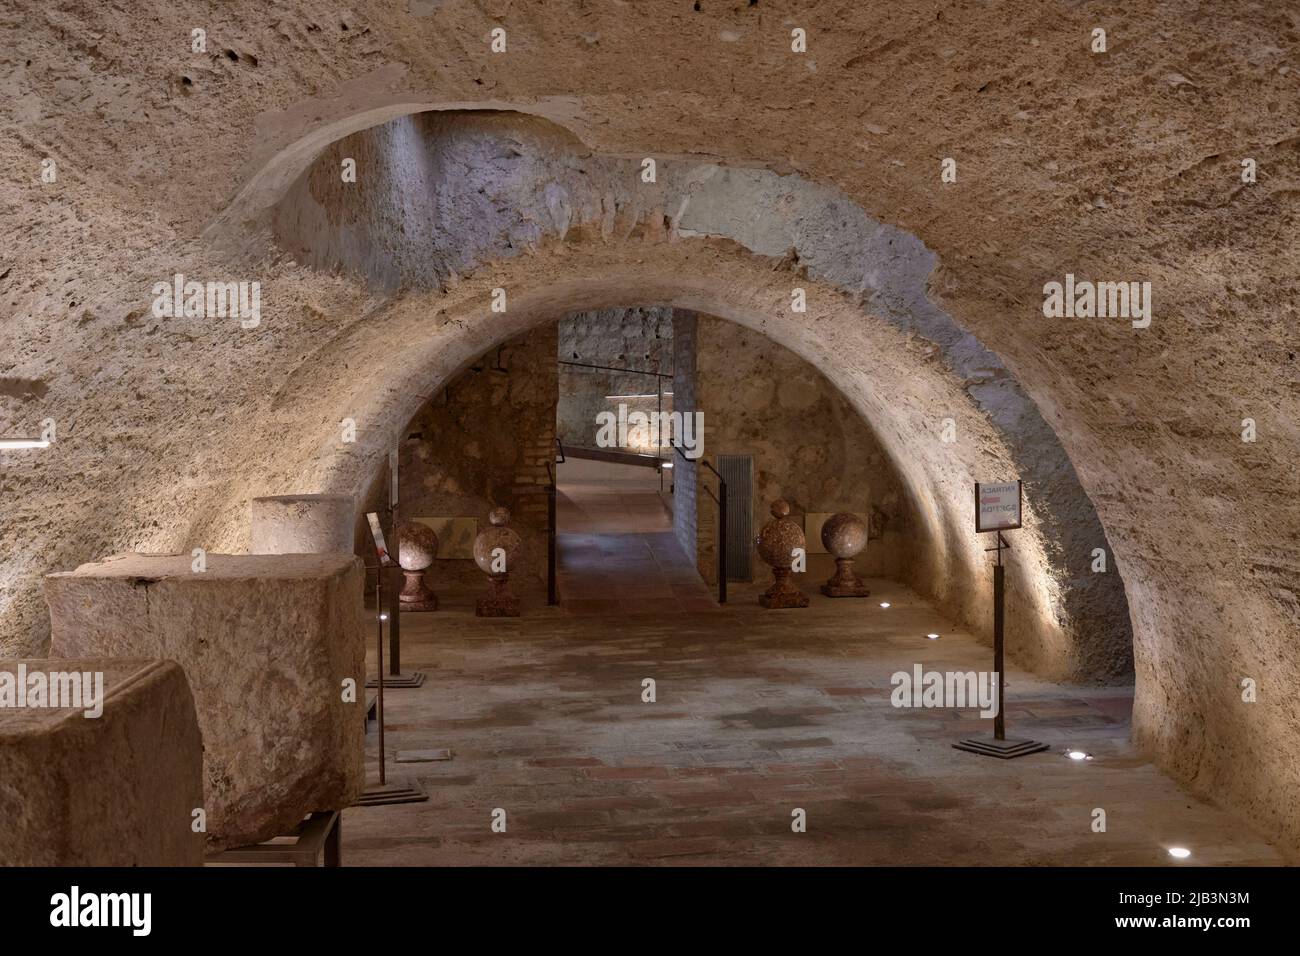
[545,459,558,606]
[559,360,673,379]
[671,442,727,604]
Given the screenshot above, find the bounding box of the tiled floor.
[343,579,1286,866]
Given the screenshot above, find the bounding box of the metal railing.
[558,359,673,480]
[557,360,672,379]
[672,442,727,605]
[545,457,558,606]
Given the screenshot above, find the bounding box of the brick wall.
[393,324,558,587]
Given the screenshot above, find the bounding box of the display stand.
[364,451,425,688]
[356,492,428,808]
[954,482,1048,759]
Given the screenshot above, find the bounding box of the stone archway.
[216,106,1133,689]
[190,236,1131,693]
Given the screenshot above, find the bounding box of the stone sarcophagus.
[45,553,366,851]
[0,657,205,866]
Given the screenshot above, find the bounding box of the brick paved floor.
[342,577,1285,866]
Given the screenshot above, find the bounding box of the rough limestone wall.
[2,0,1295,853]
[556,307,673,452]
[695,316,913,585]
[395,325,556,588]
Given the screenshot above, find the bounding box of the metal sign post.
[366,450,425,689]
[954,480,1048,759]
[356,508,428,807]
[388,447,401,677]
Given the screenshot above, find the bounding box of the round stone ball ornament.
[396,521,440,611]
[473,507,522,617]
[819,512,871,598]
[755,499,810,609]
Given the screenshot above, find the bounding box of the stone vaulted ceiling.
[0,1,1297,853]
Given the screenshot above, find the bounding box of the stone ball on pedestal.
[755,498,810,609]
[473,507,523,577]
[396,521,440,611]
[820,511,871,598]
[474,507,523,617]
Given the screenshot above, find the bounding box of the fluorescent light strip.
[0,438,50,450]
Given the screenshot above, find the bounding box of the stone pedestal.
[756,499,810,609]
[474,508,522,617]
[819,511,871,598]
[250,493,356,554]
[397,521,439,612]
[761,567,810,608]
[0,657,204,866]
[476,575,521,617]
[45,552,366,851]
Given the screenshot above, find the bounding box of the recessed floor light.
[1168,847,1191,859]
[1066,750,1093,761]
[925,633,940,640]
[879,602,891,608]
[378,613,389,621]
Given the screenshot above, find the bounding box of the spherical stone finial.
[819,511,871,599]
[474,515,522,576]
[397,521,440,571]
[820,512,868,560]
[756,499,805,571]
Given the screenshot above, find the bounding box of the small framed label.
[975,480,1022,532]
[367,512,392,565]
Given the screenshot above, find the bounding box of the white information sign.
[366,512,392,565]
[975,480,1022,532]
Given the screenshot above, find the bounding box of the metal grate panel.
[717,454,753,581]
